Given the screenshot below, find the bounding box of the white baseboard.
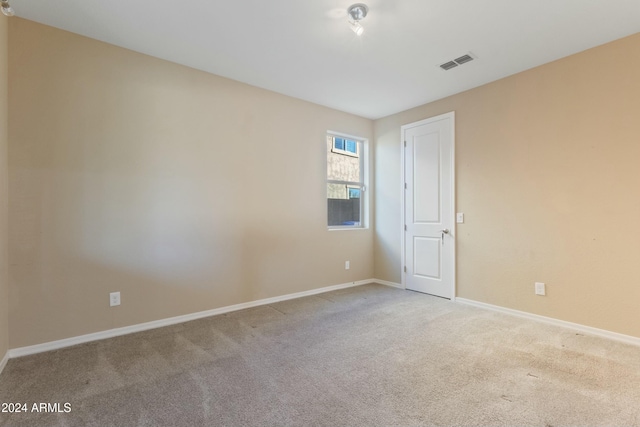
[372,278,404,289]
[0,350,8,376]
[9,279,372,359]
[456,298,640,347]
[12,283,636,361]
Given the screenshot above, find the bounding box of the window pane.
[327,134,365,228]
[328,184,361,226]
[327,183,347,199]
[345,140,357,154]
[327,137,360,181]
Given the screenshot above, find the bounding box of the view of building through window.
[327,135,364,227]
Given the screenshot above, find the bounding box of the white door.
[402,112,455,299]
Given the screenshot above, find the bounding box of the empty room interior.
[1,1,640,426]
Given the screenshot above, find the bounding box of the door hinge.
[404,183,407,189]
[404,140,407,147]
[404,266,407,273]
[404,224,407,231]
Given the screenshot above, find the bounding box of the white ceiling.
[13,0,640,119]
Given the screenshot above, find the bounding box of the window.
[332,137,359,157]
[347,186,361,199]
[327,133,367,228]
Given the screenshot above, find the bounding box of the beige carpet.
[1,283,640,426]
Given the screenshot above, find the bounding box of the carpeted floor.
[1,283,640,426]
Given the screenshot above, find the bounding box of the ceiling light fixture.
[347,3,368,36]
[1,0,14,16]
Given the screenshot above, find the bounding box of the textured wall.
[8,19,374,348]
[374,33,640,338]
[0,15,8,361]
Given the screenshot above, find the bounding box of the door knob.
[440,229,450,244]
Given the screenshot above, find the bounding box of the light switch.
[456,213,464,223]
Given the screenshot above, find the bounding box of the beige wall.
[7,16,640,349]
[8,18,374,348]
[375,33,640,338]
[0,15,8,360]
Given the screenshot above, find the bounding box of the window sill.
[328,226,368,231]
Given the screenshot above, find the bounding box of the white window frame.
[326,131,369,230]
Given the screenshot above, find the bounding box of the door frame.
[400,111,456,300]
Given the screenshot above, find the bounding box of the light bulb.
[350,21,363,36]
[1,1,14,16]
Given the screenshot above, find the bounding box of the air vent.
[454,54,474,65]
[439,53,476,71]
[440,61,458,71]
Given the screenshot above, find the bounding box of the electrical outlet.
[110,291,121,307]
[534,282,545,296]
[456,213,464,223]
[345,261,350,270]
